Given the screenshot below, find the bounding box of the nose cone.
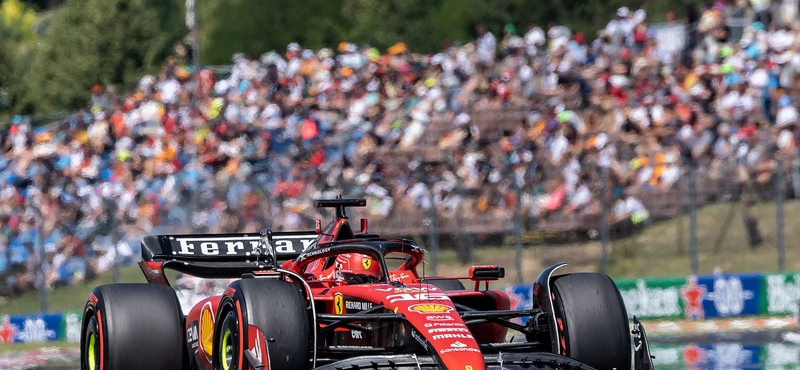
[333,284,487,370]
[405,304,485,370]
[382,287,486,370]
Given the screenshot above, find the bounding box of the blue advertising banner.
[694,273,761,319]
[7,313,62,343]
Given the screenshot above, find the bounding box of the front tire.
[81,283,187,370]
[83,316,100,370]
[214,278,309,370]
[551,273,630,370]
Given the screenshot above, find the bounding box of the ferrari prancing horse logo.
[363,259,371,269]
[334,293,344,314]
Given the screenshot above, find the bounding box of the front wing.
[312,353,596,370]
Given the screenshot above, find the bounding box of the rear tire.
[81,283,187,370]
[215,278,309,370]
[218,311,240,370]
[551,273,630,370]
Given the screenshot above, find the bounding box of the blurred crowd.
[3,0,800,297]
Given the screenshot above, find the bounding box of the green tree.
[340,0,441,52]
[195,0,689,65]
[0,0,38,114]
[199,0,347,65]
[19,0,185,113]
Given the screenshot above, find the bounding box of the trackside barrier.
[0,311,82,344]
[506,271,800,320]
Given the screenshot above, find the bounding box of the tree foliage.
[199,0,688,61]
[17,0,184,113]
[0,0,37,113]
[199,0,347,65]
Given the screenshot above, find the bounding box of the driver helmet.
[334,253,380,278]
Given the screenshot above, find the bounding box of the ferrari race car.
[80,198,654,370]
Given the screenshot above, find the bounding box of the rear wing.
[141,231,319,263]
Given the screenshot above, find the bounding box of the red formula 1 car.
[80,198,654,370]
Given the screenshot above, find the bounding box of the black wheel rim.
[218,311,238,370]
[84,317,100,370]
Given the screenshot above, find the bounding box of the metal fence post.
[792,154,800,197]
[689,162,699,275]
[453,168,473,264]
[676,171,685,255]
[38,232,47,313]
[110,200,121,284]
[33,207,48,313]
[600,166,610,275]
[426,191,439,276]
[513,175,524,285]
[777,158,786,272]
[422,164,439,276]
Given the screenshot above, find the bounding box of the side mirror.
[469,265,505,280]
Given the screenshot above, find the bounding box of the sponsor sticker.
[432,333,474,341]
[199,302,215,355]
[439,347,480,355]
[363,259,372,269]
[334,293,344,315]
[303,247,332,258]
[428,328,470,334]
[409,303,453,314]
[376,286,433,293]
[389,272,412,282]
[424,322,465,327]
[187,323,199,348]
[426,315,454,321]
[387,293,448,303]
[173,235,316,256]
[224,287,236,297]
[345,301,373,311]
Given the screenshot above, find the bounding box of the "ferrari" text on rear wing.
[141,231,319,262]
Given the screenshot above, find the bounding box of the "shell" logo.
[409,304,452,314]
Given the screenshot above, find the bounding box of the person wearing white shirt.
[524,24,545,57]
[476,24,497,66]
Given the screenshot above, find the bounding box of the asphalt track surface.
[8,329,800,370]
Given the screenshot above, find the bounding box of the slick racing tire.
[426,278,465,291]
[215,278,310,370]
[551,273,630,370]
[81,283,187,370]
